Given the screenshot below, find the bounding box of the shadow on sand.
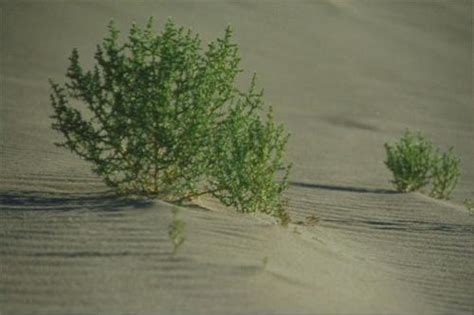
[323,217,473,234]
[290,181,398,194]
[0,190,153,212]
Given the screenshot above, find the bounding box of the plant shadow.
[324,218,473,234]
[0,190,153,212]
[290,181,398,194]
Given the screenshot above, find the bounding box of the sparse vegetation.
[262,256,269,269]
[384,130,461,199]
[168,207,186,254]
[50,18,291,223]
[430,148,461,200]
[464,198,474,215]
[294,215,320,226]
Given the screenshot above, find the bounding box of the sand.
[1,0,473,314]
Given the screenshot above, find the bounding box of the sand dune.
[1,1,473,314]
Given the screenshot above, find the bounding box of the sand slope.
[1,1,473,314]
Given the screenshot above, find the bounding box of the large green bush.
[50,18,291,222]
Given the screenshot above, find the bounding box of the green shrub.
[384,130,434,192]
[208,101,291,218]
[384,130,461,199]
[49,18,291,222]
[430,148,461,200]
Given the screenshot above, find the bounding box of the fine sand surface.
[1,1,473,314]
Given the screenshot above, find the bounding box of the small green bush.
[50,18,291,222]
[384,130,461,199]
[384,130,434,192]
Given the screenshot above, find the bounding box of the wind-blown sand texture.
[1,1,473,314]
